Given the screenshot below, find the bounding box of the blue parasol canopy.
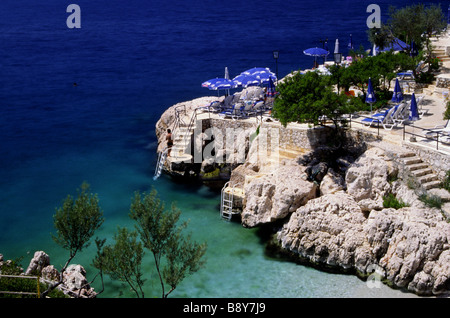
[391,78,403,103]
[202,78,236,90]
[304,47,329,68]
[242,67,275,77]
[303,47,329,57]
[409,93,419,122]
[366,78,376,112]
[240,67,277,85]
[232,74,259,88]
[377,37,410,52]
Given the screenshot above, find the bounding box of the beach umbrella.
[409,93,419,122]
[232,74,259,88]
[303,47,329,67]
[241,67,276,85]
[225,67,230,80]
[372,43,377,56]
[242,67,275,77]
[258,72,277,85]
[377,38,409,52]
[366,78,376,112]
[391,78,403,103]
[334,39,339,54]
[348,34,353,51]
[202,78,236,95]
[266,76,276,97]
[409,93,419,140]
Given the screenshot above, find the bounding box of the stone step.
[418,174,439,184]
[397,152,416,159]
[403,156,423,165]
[167,155,193,165]
[178,126,197,132]
[406,162,429,171]
[411,167,434,178]
[422,180,441,190]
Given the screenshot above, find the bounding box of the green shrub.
[419,193,442,209]
[383,193,409,209]
[442,170,450,192]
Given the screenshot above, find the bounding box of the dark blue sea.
[0,0,440,298]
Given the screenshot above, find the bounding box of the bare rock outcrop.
[275,146,450,296]
[278,191,374,272]
[25,251,50,275]
[345,147,397,212]
[23,251,97,298]
[241,159,318,228]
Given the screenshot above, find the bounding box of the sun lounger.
[424,119,450,139]
[361,106,397,130]
[392,102,408,124]
[197,100,223,113]
[415,95,429,116]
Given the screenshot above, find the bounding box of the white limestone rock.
[345,147,397,212]
[241,160,317,228]
[25,251,50,275]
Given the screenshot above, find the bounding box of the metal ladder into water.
[153,147,168,180]
[220,181,234,220]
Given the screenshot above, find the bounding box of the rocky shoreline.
[0,251,97,298]
[155,95,450,297]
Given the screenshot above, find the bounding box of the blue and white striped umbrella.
[232,74,259,88]
[242,67,275,77]
[202,78,236,90]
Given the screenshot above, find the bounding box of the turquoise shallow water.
[0,146,418,298]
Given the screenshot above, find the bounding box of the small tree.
[129,189,207,298]
[43,182,104,297]
[272,71,362,132]
[93,228,145,298]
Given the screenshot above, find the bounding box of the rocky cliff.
[251,146,450,296]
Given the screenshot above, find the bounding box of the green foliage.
[442,170,450,192]
[125,188,207,298]
[272,71,362,128]
[52,182,104,257]
[0,257,66,298]
[444,101,450,121]
[94,228,145,298]
[419,193,442,209]
[368,3,445,80]
[383,193,409,209]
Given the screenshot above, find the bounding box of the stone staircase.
[421,45,450,97]
[398,152,441,190]
[432,47,450,63]
[169,124,195,162]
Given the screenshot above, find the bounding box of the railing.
[402,123,448,151]
[0,274,41,297]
